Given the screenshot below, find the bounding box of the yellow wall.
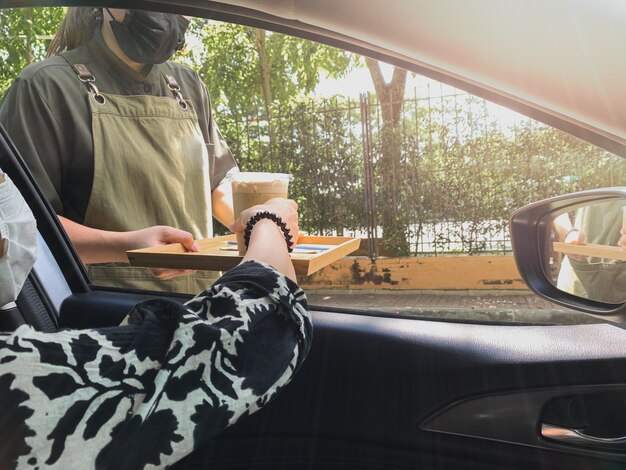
[299,255,527,290]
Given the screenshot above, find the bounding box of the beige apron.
[69,62,218,293]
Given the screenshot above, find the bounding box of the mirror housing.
[510,187,626,321]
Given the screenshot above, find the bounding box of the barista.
[0,8,238,293]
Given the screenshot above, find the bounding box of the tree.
[0,7,64,95]
[365,58,409,256]
[254,29,274,143]
[183,20,356,124]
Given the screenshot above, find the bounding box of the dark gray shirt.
[0,27,237,223]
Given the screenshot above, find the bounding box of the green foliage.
[218,96,366,237]
[182,21,259,117]
[224,93,625,255]
[0,7,64,96]
[181,19,356,119]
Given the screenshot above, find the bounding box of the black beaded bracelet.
[243,210,294,253]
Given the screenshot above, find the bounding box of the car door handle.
[541,423,626,446]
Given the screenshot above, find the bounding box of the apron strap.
[71,63,107,105]
[60,51,189,110]
[59,54,107,105]
[163,74,189,111]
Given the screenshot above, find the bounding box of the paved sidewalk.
[305,290,604,324]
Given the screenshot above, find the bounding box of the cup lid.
[228,172,293,182]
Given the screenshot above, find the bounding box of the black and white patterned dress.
[0,261,312,469]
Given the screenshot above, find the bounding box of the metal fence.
[218,85,626,257]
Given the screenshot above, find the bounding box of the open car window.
[1,8,624,324]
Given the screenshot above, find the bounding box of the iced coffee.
[231,172,292,254]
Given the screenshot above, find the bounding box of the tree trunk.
[254,29,275,146]
[366,58,409,256]
[366,58,407,125]
[25,8,33,65]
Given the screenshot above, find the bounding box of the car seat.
[0,230,71,332]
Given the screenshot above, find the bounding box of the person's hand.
[228,198,299,250]
[127,225,199,280]
[619,227,626,251]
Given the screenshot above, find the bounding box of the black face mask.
[108,10,189,65]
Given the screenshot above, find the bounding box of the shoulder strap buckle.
[73,63,95,83]
[164,74,188,110]
[72,64,106,105]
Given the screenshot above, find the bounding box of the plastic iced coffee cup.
[230,172,293,255]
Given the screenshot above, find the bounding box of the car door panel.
[172,312,626,469]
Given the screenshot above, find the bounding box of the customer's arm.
[229,197,299,281]
[0,200,310,468]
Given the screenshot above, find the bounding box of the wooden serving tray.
[553,242,626,262]
[127,235,361,276]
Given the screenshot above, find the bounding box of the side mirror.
[510,187,626,319]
